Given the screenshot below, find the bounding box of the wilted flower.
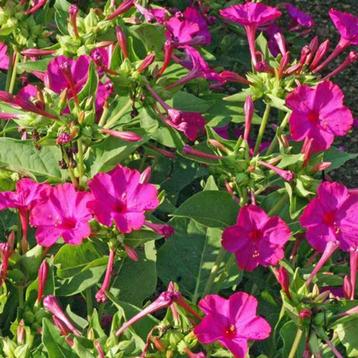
[30,183,93,247]
[194,292,271,358]
[88,165,159,234]
[222,205,291,271]
[96,247,115,303]
[286,81,353,153]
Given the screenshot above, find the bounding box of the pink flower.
[194,292,271,358]
[30,183,93,247]
[88,165,159,234]
[220,3,281,67]
[286,81,353,153]
[300,182,358,286]
[300,182,358,253]
[166,7,211,47]
[135,3,168,24]
[222,205,291,271]
[329,9,358,46]
[285,4,314,29]
[0,43,9,70]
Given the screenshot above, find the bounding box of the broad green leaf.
[323,147,358,172]
[129,24,165,55]
[78,61,98,103]
[158,218,240,301]
[336,317,358,357]
[111,242,157,306]
[279,321,305,358]
[0,138,65,181]
[89,136,145,176]
[42,318,77,358]
[17,58,52,74]
[173,190,239,228]
[171,91,211,113]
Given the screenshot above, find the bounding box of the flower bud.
[37,260,49,303]
[275,267,291,299]
[145,221,174,239]
[124,245,138,262]
[107,0,135,21]
[137,53,155,74]
[243,96,254,142]
[116,26,128,59]
[100,128,142,142]
[183,145,222,160]
[299,308,312,320]
[158,40,173,77]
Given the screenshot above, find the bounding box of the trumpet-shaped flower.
[88,165,159,234]
[194,292,271,358]
[222,205,291,271]
[286,81,353,153]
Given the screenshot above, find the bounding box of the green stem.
[8,51,19,94]
[85,288,93,318]
[266,112,290,155]
[288,327,304,358]
[63,149,79,188]
[77,139,84,183]
[18,286,24,310]
[202,247,226,297]
[97,104,109,127]
[254,103,271,156]
[103,99,132,129]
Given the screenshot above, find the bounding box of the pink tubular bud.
[100,128,142,142]
[147,144,176,159]
[278,51,290,78]
[274,32,287,56]
[94,341,105,358]
[21,49,56,57]
[299,308,312,320]
[183,145,223,160]
[158,40,173,77]
[219,70,251,85]
[301,137,313,166]
[308,36,319,55]
[139,167,152,184]
[208,139,229,153]
[299,45,311,66]
[312,162,331,173]
[257,160,294,181]
[25,0,47,15]
[0,243,12,284]
[144,221,174,239]
[37,260,49,303]
[344,275,352,299]
[69,5,79,38]
[17,320,26,345]
[137,53,155,74]
[124,245,138,262]
[243,96,254,142]
[313,37,350,73]
[275,267,291,299]
[107,0,135,21]
[96,247,116,303]
[52,316,72,336]
[310,39,330,71]
[322,51,358,81]
[43,295,81,336]
[116,26,128,59]
[350,250,358,300]
[306,240,339,286]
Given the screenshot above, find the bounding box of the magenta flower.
[0,43,9,70]
[166,109,206,141]
[135,3,168,24]
[220,3,281,67]
[44,55,90,99]
[300,182,358,286]
[313,9,358,72]
[88,165,159,234]
[222,205,291,271]
[285,4,314,30]
[194,292,271,358]
[30,183,93,247]
[166,7,211,47]
[286,81,353,153]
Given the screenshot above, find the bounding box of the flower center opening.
[114,200,127,213]
[249,229,262,241]
[61,217,77,230]
[224,324,237,338]
[323,211,340,234]
[307,110,320,124]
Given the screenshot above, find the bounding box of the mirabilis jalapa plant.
[0,0,357,357]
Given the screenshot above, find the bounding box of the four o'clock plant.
[0,0,356,357]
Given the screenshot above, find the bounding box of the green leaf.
[0,138,65,181]
[171,91,211,113]
[17,58,52,74]
[336,317,358,357]
[323,147,358,172]
[173,190,239,228]
[129,24,165,55]
[42,318,77,358]
[89,136,145,176]
[54,0,71,35]
[78,62,98,103]
[279,322,305,358]
[111,242,157,306]
[158,218,240,300]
